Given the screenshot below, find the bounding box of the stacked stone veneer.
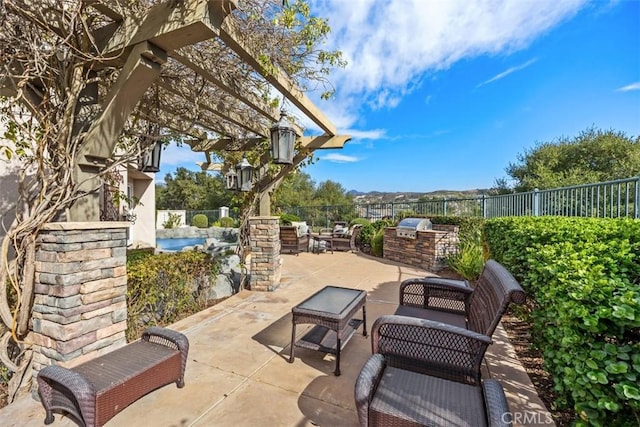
[248,216,282,291]
[383,224,459,271]
[31,222,130,375]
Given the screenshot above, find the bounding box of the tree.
[272,171,316,208]
[503,127,640,192]
[0,0,343,401]
[156,168,233,211]
[313,180,353,206]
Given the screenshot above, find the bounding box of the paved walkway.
[0,251,553,426]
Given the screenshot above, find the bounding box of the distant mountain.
[347,189,489,203]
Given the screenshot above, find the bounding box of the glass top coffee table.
[289,285,367,376]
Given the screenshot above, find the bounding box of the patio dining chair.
[394,259,525,339]
[354,315,512,427]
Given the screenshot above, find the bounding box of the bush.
[446,236,484,280]
[430,215,485,237]
[191,213,208,228]
[126,251,218,340]
[163,212,182,229]
[370,227,384,257]
[442,216,486,280]
[350,217,370,227]
[279,213,300,225]
[217,216,236,228]
[484,217,640,426]
[358,223,375,251]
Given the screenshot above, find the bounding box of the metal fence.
[278,176,640,226]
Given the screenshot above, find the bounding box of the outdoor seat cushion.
[369,366,487,427]
[394,305,467,329]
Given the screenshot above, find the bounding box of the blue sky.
[159,0,640,193]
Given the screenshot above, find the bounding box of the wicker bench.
[37,326,189,427]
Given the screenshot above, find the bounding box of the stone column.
[248,216,281,291]
[31,222,130,375]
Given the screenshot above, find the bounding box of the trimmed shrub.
[484,217,640,426]
[191,213,208,228]
[217,216,236,228]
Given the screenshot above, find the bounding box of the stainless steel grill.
[396,218,432,239]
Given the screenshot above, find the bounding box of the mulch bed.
[501,313,575,426]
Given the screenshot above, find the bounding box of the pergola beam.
[299,135,351,149]
[155,79,267,136]
[170,51,282,125]
[218,16,337,136]
[78,41,167,167]
[100,0,235,57]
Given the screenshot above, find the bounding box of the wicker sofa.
[37,327,189,427]
[394,259,525,338]
[354,315,511,426]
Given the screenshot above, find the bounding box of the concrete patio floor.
[0,251,553,426]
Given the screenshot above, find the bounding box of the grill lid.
[396,218,432,239]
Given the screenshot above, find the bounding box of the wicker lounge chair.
[394,259,525,338]
[331,224,362,252]
[279,225,309,255]
[354,315,512,427]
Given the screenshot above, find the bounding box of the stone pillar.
[31,222,130,376]
[248,216,281,291]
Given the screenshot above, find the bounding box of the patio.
[0,251,551,427]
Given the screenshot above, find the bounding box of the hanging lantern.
[236,156,254,192]
[138,140,163,172]
[270,109,297,164]
[225,169,238,191]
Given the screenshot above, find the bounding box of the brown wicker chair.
[331,224,362,252]
[394,259,525,338]
[279,225,309,255]
[354,315,512,427]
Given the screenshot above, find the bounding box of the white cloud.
[477,58,538,87]
[161,142,205,166]
[345,128,386,140]
[311,0,587,116]
[616,82,640,92]
[320,153,360,163]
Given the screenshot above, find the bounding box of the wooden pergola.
[68,0,350,219]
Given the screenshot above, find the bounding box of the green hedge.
[484,217,640,426]
[217,216,236,228]
[126,251,218,340]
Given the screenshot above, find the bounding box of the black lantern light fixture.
[235,156,254,192]
[269,109,297,164]
[138,140,163,173]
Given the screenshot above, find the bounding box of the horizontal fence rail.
[277,176,640,226]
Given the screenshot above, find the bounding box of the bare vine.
[0,0,343,401]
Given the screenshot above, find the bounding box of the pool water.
[156,237,205,251]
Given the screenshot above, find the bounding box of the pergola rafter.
[66,0,349,218]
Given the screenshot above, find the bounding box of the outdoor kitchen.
[383,218,460,271]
